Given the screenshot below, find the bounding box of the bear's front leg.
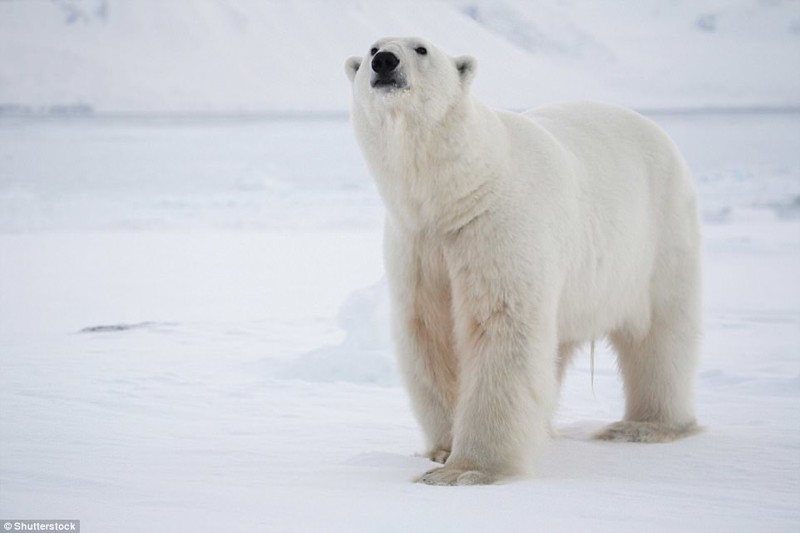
[384,223,459,462]
[417,224,559,486]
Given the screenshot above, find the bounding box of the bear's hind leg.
[598,321,700,442]
[598,257,701,443]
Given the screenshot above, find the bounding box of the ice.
[270,282,397,386]
[0,117,382,232]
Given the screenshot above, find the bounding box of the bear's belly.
[556,287,651,343]
[554,247,655,343]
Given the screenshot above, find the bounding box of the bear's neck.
[360,98,500,234]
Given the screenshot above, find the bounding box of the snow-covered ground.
[2,1,798,530]
[1,111,798,532]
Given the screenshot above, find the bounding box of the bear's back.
[521,101,693,210]
[524,101,677,165]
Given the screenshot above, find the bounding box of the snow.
[1,112,799,532]
[1,1,799,530]
[1,0,799,113]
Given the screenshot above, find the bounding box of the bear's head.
[345,37,476,123]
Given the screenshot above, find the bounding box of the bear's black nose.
[371,51,399,75]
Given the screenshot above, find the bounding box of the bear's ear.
[345,57,362,83]
[455,56,477,87]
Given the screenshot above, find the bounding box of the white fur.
[346,38,702,486]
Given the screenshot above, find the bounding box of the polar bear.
[345,37,701,486]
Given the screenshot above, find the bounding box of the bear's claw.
[427,448,451,464]
[415,465,494,486]
[595,420,700,443]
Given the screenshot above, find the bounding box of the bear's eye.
[370,47,378,56]
[415,46,428,55]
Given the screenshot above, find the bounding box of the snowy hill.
[0,0,798,114]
